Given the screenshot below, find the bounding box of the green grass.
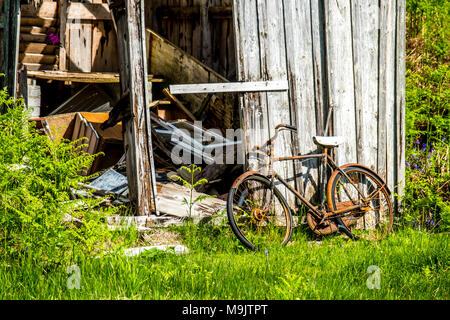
[0,226,448,300]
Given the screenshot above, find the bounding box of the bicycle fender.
[231,171,269,189]
[333,163,392,195]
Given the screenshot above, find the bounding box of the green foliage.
[404,0,449,231]
[173,164,216,220]
[0,228,447,300]
[0,88,117,267]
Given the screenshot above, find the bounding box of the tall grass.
[0,226,447,300]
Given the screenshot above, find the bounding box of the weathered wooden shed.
[0,0,405,215]
[232,0,405,211]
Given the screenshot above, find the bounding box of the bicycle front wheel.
[327,165,394,241]
[227,174,293,250]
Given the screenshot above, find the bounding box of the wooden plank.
[169,80,289,94]
[26,70,162,83]
[19,43,58,55]
[91,20,119,72]
[200,0,212,67]
[378,0,397,194]
[257,0,295,208]
[21,2,58,18]
[233,0,269,173]
[146,28,235,131]
[284,0,317,201]
[59,0,68,71]
[49,84,114,115]
[67,3,112,20]
[1,0,20,99]
[19,53,56,65]
[72,112,82,145]
[162,88,197,121]
[20,17,57,28]
[155,182,226,218]
[395,0,406,211]
[324,0,357,167]
[1,0,9,91]
[68,21,92,72]
[351,0,379,172]
[20,33,47,43]
[20,26,57,34]
[109,0,158,216]
[309,0,329,204]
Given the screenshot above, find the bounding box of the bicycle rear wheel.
[327,165,394,241]
[227,174,293,250]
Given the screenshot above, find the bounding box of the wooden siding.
[64,0,118,73]
[0,0,4,74]
[233,0,406,209]
[144,0,236,81]
[0,0,20,97]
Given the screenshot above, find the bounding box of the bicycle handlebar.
[275,124,298,132]
[256,124,297,151]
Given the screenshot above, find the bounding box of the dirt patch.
[141,228,183,246]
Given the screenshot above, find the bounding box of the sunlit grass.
[0,226,447,300]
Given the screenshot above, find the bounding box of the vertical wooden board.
[233,0,269,173]
[68,21,93,72]
[123,0,157,215]
[59,0,68,71]
[256,0,295,206]
[0,0,2,72]
[179,0,187,52]
[219,8,229,78]
[91,20,119,72]
[378,0,397,193]
[0,0,3,77]
[192,0,202,59]
[324,0,357,167]
[310,0,328,137]
[284,0,318,201]
[1,0,9,88]
[395,0,406,209]
[351,0,379,171]
[200,0,212,66]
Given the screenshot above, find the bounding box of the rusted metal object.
[228,123,393,244]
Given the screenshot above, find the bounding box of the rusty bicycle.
[227,114,393,250]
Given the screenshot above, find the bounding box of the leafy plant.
[0,87,117,267]
[173,164,216,221]
[404,0,449,231]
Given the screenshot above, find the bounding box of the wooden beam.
[67,3,112,20]
[21,2,58,19]
[20,17,57,28]
[162,88,197,121]
[169,80,289,95]
[26,70,163,84]
[1,0,20,100]
[109,0,158,216]
[59,0,68,71]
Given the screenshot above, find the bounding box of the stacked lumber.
[19,1,59,71]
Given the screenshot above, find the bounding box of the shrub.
[404,0,449,231]
[0,86,117,267]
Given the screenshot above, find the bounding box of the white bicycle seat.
[313,136,346,148]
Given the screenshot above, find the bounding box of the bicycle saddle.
[313,136,346,148]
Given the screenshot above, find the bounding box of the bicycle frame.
[257,144,366,223]
[270,152,334,221]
